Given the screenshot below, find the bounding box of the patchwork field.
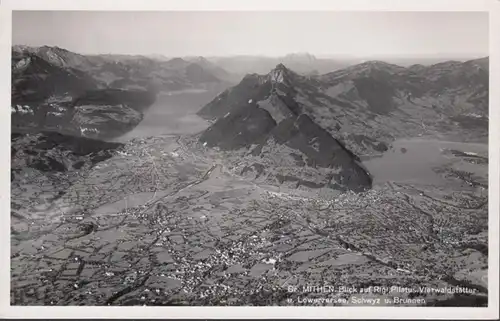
[11,133,488,306]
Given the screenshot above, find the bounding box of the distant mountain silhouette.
[208,53,350,77]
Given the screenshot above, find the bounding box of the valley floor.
[11,134,488,306]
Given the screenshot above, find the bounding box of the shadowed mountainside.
[199,59,488,157]
[196,59,487,192]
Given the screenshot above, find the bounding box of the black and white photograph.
[3,2,499,318]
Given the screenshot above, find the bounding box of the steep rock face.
[199,106,277,150]
[200,58,489,157]
[197,58,488,191]
[198,64,309,120]
[252,114,372,192]
[197,74,274,119]
[198,65,373,192]
[255,114,356,167]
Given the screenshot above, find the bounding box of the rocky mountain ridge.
[197,58,488,192]
[199,58,488,155]
[11,45,231,140]
[12,45,230,92]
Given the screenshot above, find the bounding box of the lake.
[113,93,488,190]
[113,89,222,142]
[363,138,488,186]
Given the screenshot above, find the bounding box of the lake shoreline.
[363,138,488,187]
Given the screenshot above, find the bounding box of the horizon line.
[11,44,489,61]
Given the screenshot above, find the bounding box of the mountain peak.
[267,63,293,84]
[274,63,288,70]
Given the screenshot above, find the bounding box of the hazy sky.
[12,11,488,58]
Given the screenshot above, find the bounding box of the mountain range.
[10,45,489,193]
[11,45,232,140]
[10,45,491,306]
[197,58,488,191]
[207,53,351,77]
[199,58,488,155]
